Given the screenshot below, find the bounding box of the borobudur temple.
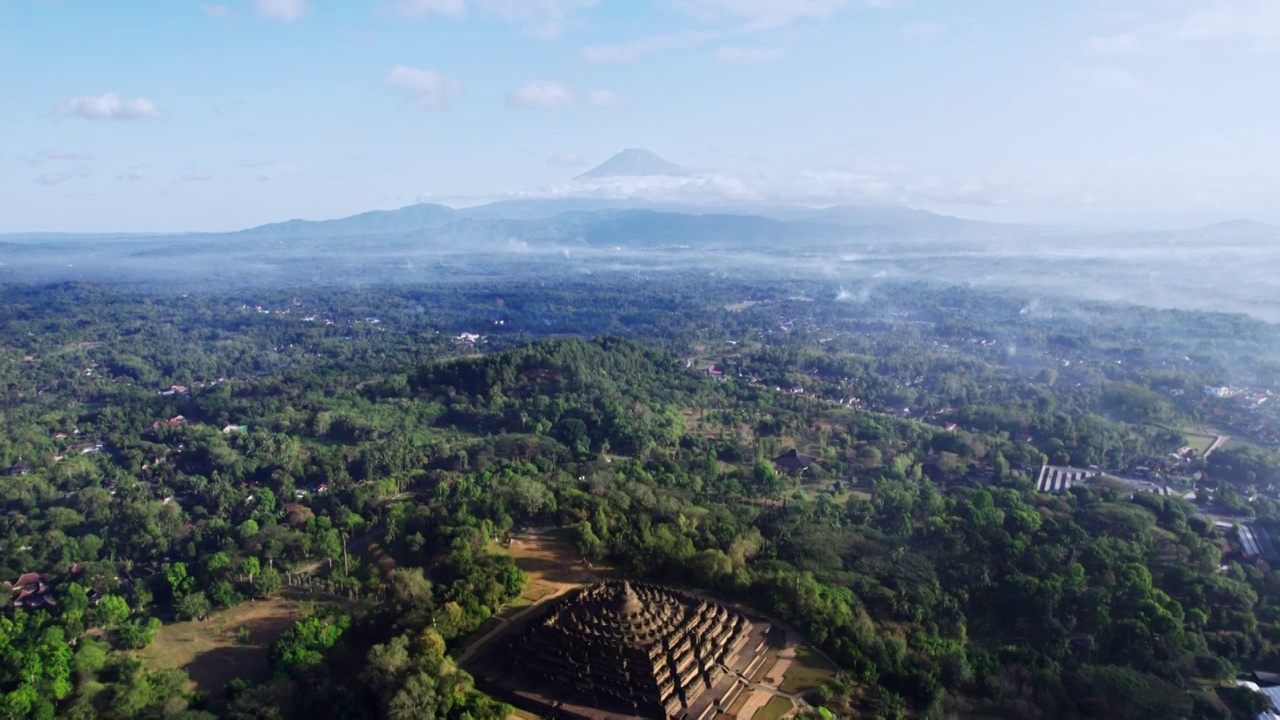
[502,580,767,719]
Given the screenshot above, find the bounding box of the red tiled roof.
[14,572,42,587]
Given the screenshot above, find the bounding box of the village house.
[773,448,816,475]
[2,459,31,476]
[7,573,55,609]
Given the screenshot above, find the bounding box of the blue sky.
[3,0,1279,232]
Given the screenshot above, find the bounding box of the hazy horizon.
[4,1,1280,233]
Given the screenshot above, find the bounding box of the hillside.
[412,337,698,455]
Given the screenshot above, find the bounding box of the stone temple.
[482,580,771,720]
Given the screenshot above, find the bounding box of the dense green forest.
[2,278,1279,720]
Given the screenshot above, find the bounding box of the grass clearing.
[491,527,603,607]
[778,646,837,696]
[1182,432,1217,454]
[140,594,312,699]
[752,695,794,720]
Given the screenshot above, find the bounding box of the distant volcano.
[574,149,688,180]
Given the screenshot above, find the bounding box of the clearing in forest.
[495,527,603,611]
[139,594,312,698]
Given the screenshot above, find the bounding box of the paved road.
[1204,435,1230,458]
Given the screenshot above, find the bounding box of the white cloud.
[715,46,784,63]
[383,0,466,20]
[494,162,1010,209]
[507,80,577,109]
[527,21,564,39]
[1066,65,1151,94]
[34,172,74,186]
[61,93,162,121]
[386,66,465,110]
[39,149,94,161]
[675,0,846,30]
[547,151,587,167]
[115,173,145,182]
[181,172,213,182]
[474,0,595,23]
[1086,1,1280,54]
[585,89,623,110]
[385,0,593,36]
[256,0,306,23]
[584,29,720,62]
[202,4,231,19]
[902,22,945,37]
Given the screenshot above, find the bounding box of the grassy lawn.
[139,594,312,701]
[1181,431,1216,454]
[778,646,837,696]
[1181,423,1264,453]
[753,695,794,720]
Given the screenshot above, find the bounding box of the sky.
[3,0,1280,233]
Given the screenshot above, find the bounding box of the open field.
[1181,430,1217,454]
[1183,422,1264,453]
[493,527,602,608]
[777,646,837,696]
[139,594,311,697]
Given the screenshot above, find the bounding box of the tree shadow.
[181,644,270,696]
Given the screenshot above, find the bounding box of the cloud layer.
[716,46,784,63]
[61,93,162,121]
[676,0,847,30]
[386,66,465,110]
[506,81,620,110]
[1086,1,1280,54]
[384,0,595,38]
[546,151,587,167]
[256,0,307,23]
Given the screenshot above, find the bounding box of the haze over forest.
[7,1,1280,318]
[4,148,1279,320]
